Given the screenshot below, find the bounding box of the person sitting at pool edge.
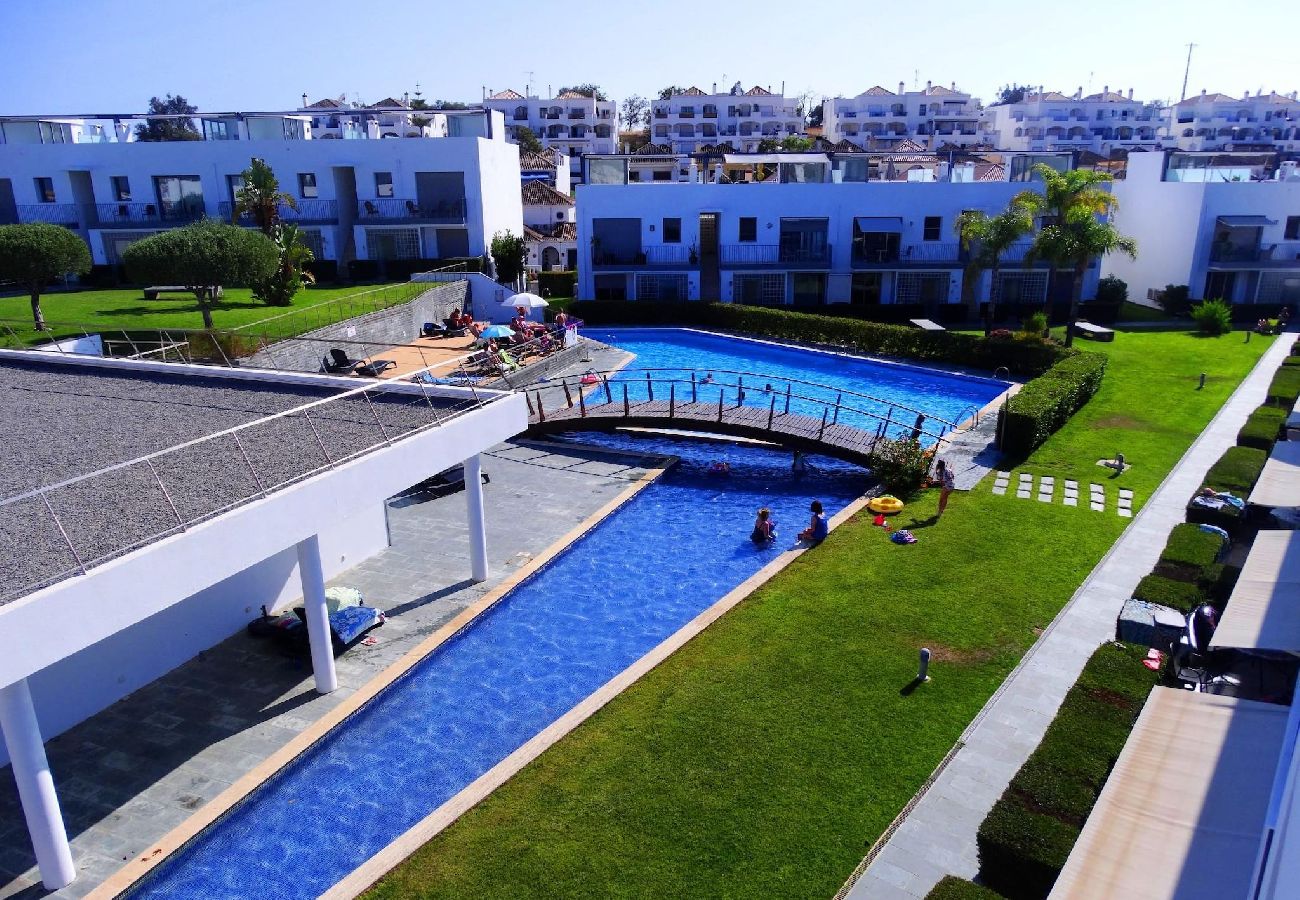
[798,500,828,543]
[751,507,776,544]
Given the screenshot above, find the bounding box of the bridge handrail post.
[818,407,828,440]
[578,383,586,417]
[784,383,791,414]
[832,392,842,425]
[646,372,654,402]
[562,380,574,408]
[767,394,776,430]
[669,383,675,418]
[882,405,895,440]
[603,375,612,405]
[536,392,546,423]
[691,371,697,404]
[623,383,630,416]
[717,388,724,422]
[736,376,744,407]
[525,392,535,416]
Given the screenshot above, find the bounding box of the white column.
[0,679,75,890]
[465,454,489,582]
[295,535,338,694]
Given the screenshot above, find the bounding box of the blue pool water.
[584,327,1006,441]
[128,329,995,897]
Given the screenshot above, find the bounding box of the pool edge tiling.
[92,459,674,900]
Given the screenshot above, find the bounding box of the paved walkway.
[0,441,663,899]
[842,330,1295,899]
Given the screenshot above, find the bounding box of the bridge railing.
[525,367,958,449]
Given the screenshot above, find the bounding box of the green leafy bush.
[1266,366,1300,407]
[1133,573,1205,613]
[925,876,1006,899]
[1282,355,1300,368]
[865,437,931,497]
[1191,299,1233,335]
[1095,275,1128,305]
[1155,522,1225,581]
[1237,404,1286,450]
[538,270,577,298]
[1021,311,1048,336]
[976,643,1156,899]
[1200,562,1242,604]
[1203,445,1268,495]
[1157,284,1190,316]
[998,353,1108,458]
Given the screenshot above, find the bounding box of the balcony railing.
[217,199,339,225]
[16,204,81,227]
[356,198,467,224]
[852,242,962,266]
[568,111,586,120]
[1211,245,1265,262]
[591,245,691,268]
[90,202,204,227]
[721,244,832,267]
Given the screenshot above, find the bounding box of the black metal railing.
[90,201,205,227]
[720,244,832,266]
[217,199,339,225]
[356,198,467,223]
[17,204,81,226]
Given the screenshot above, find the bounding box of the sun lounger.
[355,359,397,377]
[1071,321,1115,342]
[324,348,361,373]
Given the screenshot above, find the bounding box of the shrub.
[925,877,1006,899]
[865,437,930,497]
[1201,562,1241,603]
[1282,355,1300,368]
[976,643,1156,899]
[1237,404,1286,450]
[1185,494,1246,534]
[1155,522,1224,581]
[1021,311,1048,336]
[1266,366,1300,407]
[1203,445,1268,495]
[304,258,338,283]
[1190,299,1233,335]
[538,270,577,298]
[1095,275,1128,305]
[347,259,380,281]
[998,352,1108,458]
[1133,573,1205,614]
[1157,284,1191,316]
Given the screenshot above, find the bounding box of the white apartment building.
[297,95,427,140]
[980,87,1163,155]
[577,151,1094,308]
[482,90,617,182]
[650,84,804,155]
[521,179,577,272]
[1105,151,1300,306]
[821,81,982,151]
[1169,89,1300,152]
[0,109,523,268]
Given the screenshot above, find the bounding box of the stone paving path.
[842,330,1295,900]
[991,471,1134,517]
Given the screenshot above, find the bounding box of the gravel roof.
[0,358,469,603]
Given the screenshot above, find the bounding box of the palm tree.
[1015,163,1136,346]
[233,158,295,235]
[955,203,1035,334]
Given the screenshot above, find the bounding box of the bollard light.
[918,647,932,683]
[1198,373,1207,390]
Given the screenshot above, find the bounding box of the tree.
[779,135,813,151]
[0,223,92,330]
[557,84,608,102]
[254,224,315,307]
[620,95,649,130]
[757,138,780,153]
[490,231,528,287]
[658,86,687,100]
[515,126,544,153]
[954,203,1035,334]
[122,221,277,329]
[793,88,819,124]
[993,84,1035,106]
[432,100,468,110]
[233,158,295,234]
[1015,163,1137,346]
[135,94,201,142]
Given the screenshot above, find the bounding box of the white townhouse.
[650,84,804,155]
[1105,150,1300,306]
[0,108,524,270]
[821,81,983,152]
[577,151,1096,308]
[296,95,426,140]
[521,179,577,272]
[482,89,617,182]
[520,148,571,193]
[979,87,1163,156]
[1168,89,1300,152]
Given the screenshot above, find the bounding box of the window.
[851,273,883,305]
[652,170,671,181]
[734,274,785,305]
[662,217,681,243]
[1287,216,1300,241]
[923,216,942,241]
[298,173,318,198]
[739,217,757,242]
[365,228,420,259]
[298,229,325,260]
[154,175,204,220]
[374,172,394,198]
[556,211,565,220]
[636,274,689,301]
[896,273,950,304]
[629,170,642,182]
[34,177,55,202]
[110,176,131,202]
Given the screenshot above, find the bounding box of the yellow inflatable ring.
[869,495,905,514]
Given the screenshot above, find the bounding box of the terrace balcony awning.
[1218,215,1277,227]
[1248,441,1300,508]
[1209,531,1300,652]
[854,216,904,232]
[1051,688,1287,899]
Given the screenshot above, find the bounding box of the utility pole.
[1180,43,1197,101]
[525,71,535,98]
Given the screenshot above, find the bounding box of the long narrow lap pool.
[126,330,1005,898]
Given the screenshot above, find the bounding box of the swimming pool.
[125,329,995,897]
[584,327,1007,440]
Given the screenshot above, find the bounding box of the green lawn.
[365,330,1273,900]
[1117,300,1172,323]
[0,282,411,345]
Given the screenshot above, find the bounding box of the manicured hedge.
[1154,522,1225,582]
[998,352,1108,458]
[1282,356,1300,368]
[976,642,1157,900]
[1237,404,1287,450]
[1202,445,1268,495]
[569,301,1069,376]
[925,876,1006,899]
[1132,573,1206,614]
[1266,366,1300,407]
[538,270,577,298]
[304,258,338,283]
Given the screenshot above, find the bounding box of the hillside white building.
[1169,89,1300,152]
[521,179,577,272]
[0,109,523,268]
[650,84,804,155]
[1105,151,1300,306]
[979,87,1163,155]
[821,81,982,151]
[577,151,1093,308]
[482,90,617,182]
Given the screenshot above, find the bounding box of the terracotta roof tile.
[677,86,707,96]
[630,142,674,156]
[925,85,958,96]
[521,181,574,207]
[490,89,525,100]
[523,225,545,241]
[1177,92,1239,105]
[892,138,927,153]
[528,222,577,241]
[367,97,408,109]
[745,85,774,96]
[1084,90,1129,102]
[520,149,562,169]
[556,90,591,100]
[304,98,345,109]
[862,85,896,97]
[976,163,1006,181]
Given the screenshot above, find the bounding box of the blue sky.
[3,0,1296,114]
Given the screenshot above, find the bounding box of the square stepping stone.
[1119,489,1134,500]
[1017,489,1031,499]
[1041,476,1055,486]
[1090,501,1105,512]
[1064,479,1079,490]
[1037,493,1053,503]
[997,471,1011,479]
[1063,495,1078,507]
[1090,483,1105,493]
[992,484,1007,495]
[1118,508,1132,518]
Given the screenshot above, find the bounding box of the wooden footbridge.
[520,368,979,468]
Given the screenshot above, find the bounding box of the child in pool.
[751,507,776,544]
[798,500,828,543]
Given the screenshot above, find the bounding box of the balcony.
[1209,242,1300,269]
[356,198,466,224]
[591,245,691,269]
[568,111,586,120]
[16,204,82,227]
[721,244,832,268]
[90,201,206,228]
[852,242,962,267]
[217,199,339,225]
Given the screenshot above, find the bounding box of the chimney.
[1201,89,1207,98]
[712,82,717,93]
[1103,85,1109,98]
[402,92,409,106]
[899,81,905,95]
[301,92,308,108]
[1076,86,1083,100]
[951,81,956,90]
[926,80,932,91]
[1128,88,1134,100]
